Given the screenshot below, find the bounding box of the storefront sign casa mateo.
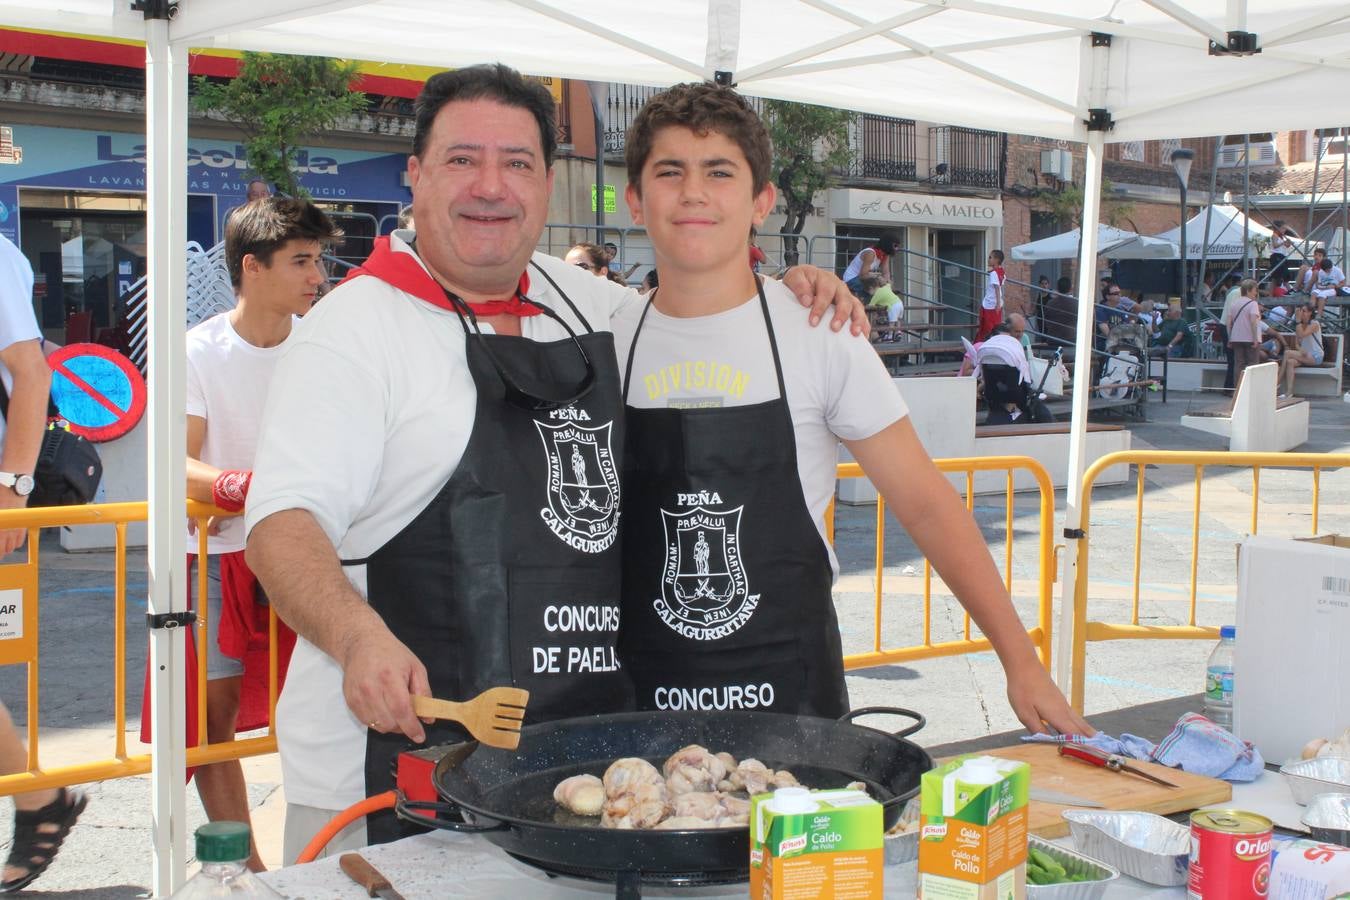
[95,135,347,195]
[831,188,1003,228]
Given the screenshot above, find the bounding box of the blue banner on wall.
[0,124,411,242]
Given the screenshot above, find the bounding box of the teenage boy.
[184,197,340,870]
[614,82,1089,737]
[978,249,1006,339]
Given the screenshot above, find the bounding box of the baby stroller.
[1097,320,1150,416]
[981,363,1055,425]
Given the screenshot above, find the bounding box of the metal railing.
[832,456,1055,674]
[836,114,917,183]
[1067,450,1350,711]
[930,126,1005,189]
[0,501,281,796]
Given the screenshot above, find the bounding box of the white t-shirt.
[185,313,296,553]
[981,268,1005,310]
[612,278,908,579]
[1313,265,1346,298]
[0,236,40,450]
[243,236,636,810]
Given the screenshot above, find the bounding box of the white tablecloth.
[260,773,1309,899]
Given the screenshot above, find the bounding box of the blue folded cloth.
[1024,712,1265,782]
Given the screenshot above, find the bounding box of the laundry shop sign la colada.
[830,189,1003,228]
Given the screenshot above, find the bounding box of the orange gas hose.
[295,790,398,863]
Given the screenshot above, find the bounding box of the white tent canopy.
[12,1,1350,143]
[1153,203,1276,258]
[1011,224,1177,261]
[6,2,1350,893]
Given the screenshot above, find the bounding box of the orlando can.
[1188,809,1274,898]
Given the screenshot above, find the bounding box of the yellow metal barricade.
[1069,450,1350,710]
[833,456,1055,673]
[0,500,281,796]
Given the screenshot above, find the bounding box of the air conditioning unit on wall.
[1217,141,1277,167]
[1040,149,1073,180]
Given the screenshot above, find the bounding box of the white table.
[261,773,1310,899]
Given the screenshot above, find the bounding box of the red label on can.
[1188,810,1274,899]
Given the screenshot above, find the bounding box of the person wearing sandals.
[0,234,86,893]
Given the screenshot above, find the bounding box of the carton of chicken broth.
[917,755,1029,900]
[749,787,883,899]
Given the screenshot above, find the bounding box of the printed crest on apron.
[535,412,621,553]
[655,502,760,641]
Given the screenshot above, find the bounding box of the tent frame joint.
[131,0,178,20]
[1209,31,1261,56]
[1090,32,1113,47]
[713,70,735,86]
[146,611,195,630]
[1086,108,1114,132]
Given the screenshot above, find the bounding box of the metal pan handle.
[395,797,508,834]
[839,706,926,738]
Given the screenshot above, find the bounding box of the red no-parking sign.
[48,344,147,442]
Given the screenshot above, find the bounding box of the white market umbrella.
[12,3,1350,892]
[1154,203,1276,258]
[1012,224,1177,261]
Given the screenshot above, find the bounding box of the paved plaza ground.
[3,388,1349,895]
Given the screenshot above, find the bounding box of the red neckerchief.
[993,266,1006,283]
[874,247,889,265]
[342,236,540,317]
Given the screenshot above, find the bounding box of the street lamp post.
[1171,148,1196,334]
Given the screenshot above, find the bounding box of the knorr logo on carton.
[917,756,1029,900]
[749,787,883,899]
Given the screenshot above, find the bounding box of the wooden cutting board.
[942,743,1232,838]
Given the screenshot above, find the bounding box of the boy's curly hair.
[625,82,772,195]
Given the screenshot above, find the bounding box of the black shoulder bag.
[0,379,102,507]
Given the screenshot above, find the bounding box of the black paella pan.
[399,707,931,897]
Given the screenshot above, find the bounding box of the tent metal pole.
[1243,134,1251,276]
[1342,126,1348,261]
[1194,136,1223,330]
[145,19,189,898]
[1056,128,1104,690]
[1307,133,1323,253]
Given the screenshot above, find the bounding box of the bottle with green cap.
[169,822,282,898]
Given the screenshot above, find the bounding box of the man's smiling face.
[407,98,554,295]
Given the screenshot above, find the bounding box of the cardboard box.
[750,788,883,900]
[917,755,1028,900]
[1235,534,1350,763]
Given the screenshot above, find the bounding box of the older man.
[244,64,863,861]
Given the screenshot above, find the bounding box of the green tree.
[764,100,853,266]
[193,53,368,199]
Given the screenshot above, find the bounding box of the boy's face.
[626,126,774,278]
[242,237,326,315]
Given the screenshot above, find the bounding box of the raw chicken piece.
[715,751,738,773]
[714,794,751,826]
[673,791,724,820]
[730,758,771,795]
[601,758,670,829]
[771,769,800,789]
[663,745,729,795]
[553,774,604,816]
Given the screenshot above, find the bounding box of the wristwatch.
[0,472,35,497]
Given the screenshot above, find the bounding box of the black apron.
[353,263,634,843]
[618,279,848,720]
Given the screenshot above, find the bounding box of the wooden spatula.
[412,687,530,750]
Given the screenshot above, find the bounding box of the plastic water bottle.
[1203,625,1236,730]
[170,822,281,898]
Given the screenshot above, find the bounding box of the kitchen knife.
[1057,742,1180,788]
[1029,788,1105,808]
[340,852,407,900]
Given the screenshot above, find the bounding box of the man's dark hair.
[224,197,342,290]
[1057,276,1072,293]
[1321,257,1334,271]
[396,204,414,230]
[626,82,772,195]
[877,232,902,255]
[989,249,1005,265]
[412,64,557,165]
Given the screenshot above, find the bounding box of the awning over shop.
[1011,224,1177,261]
